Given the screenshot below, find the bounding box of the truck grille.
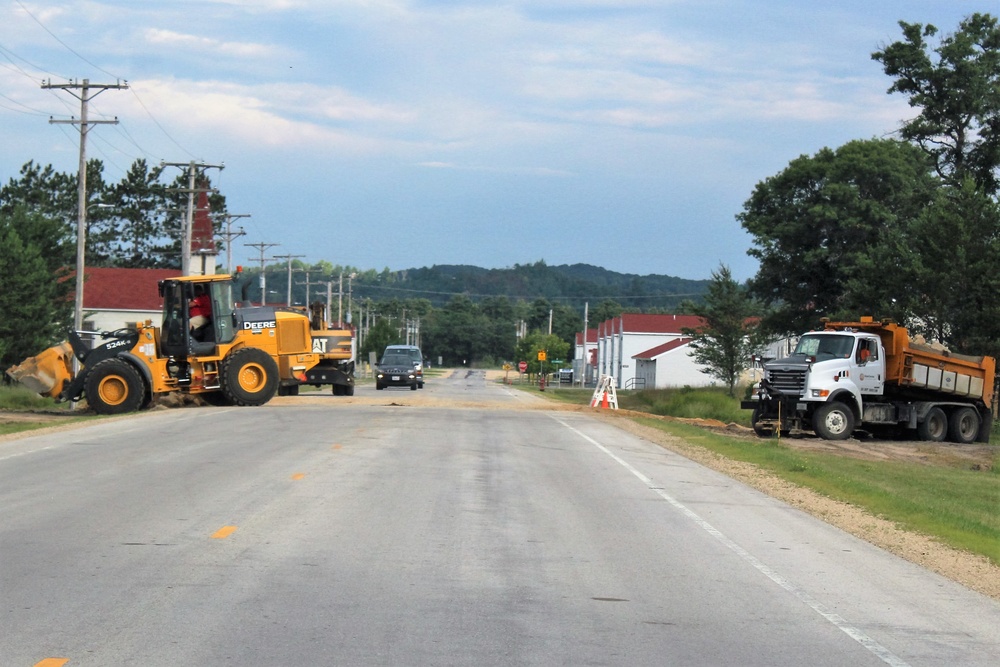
[766,369,806,396]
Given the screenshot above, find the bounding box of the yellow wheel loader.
[7,274,324,415]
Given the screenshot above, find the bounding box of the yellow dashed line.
[211,525,237,539]
[291,473,306,480]
[35,659,69,667]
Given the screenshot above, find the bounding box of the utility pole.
[581,301,589,388]
[163,161,224,275]
[273,253,305,306]
[244,241,280,305]
[338,272,344,326]
[216,213,250,273]
[43,78,127,337]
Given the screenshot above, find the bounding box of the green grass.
[0,384,72,411]
[619,386,750,425]
[0,384,91,435]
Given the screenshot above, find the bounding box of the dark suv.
[382,344,424,388]
[376,353,419,391]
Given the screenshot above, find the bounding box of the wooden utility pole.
[272,253,305,306]
[43,78,128,335]
[216,213,250,274]
[244,242,280,305]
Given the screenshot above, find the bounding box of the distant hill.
[356,261,709,311]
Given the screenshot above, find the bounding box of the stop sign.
[518,361,528,373]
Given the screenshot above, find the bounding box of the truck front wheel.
[813,401,855,440]
[947,407,979,444]
[917,407,948,442]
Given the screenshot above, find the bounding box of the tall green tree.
[514,331,570,375]
[740,138,938,335]
[423,295,491,365]
[359,317,400,360]
[104,159,171,268]
[0,160,77,225]
[0,208,74,370]
[873,13,1000,192]
[903,181,1000,357]
[681,265,766,397]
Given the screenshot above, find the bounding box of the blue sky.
[0,1,990,280]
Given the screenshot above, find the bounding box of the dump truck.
[741,317,995,443]
[6,273,343,414]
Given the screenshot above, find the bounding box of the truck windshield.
[794,334,855,361]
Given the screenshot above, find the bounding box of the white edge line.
[551,414,912,667]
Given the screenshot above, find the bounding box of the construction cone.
[601,391,609,409]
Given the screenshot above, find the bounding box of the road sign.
[518,361,528,373]
[537,351,547,361]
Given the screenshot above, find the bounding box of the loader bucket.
[6,341,74,400]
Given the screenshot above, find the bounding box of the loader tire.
[221,348,279,406]
[85,358,146,415]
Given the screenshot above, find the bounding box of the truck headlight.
[811,389,830,398]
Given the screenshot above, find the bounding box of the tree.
[0,208,74,370]
[591,299,623,324]
[359,317,400,360]
[740,138,938,335]
[902,181,1000,357]
[424,295,490,365]
[104,159,171,268]
[872,13,1000,192]
[681,265,766,397]
[0,161,77,225]
[514,331,570,376]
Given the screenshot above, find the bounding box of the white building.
[595,314,715,389]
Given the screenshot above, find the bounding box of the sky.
[0,1,991,281]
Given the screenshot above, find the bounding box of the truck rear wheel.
[221,348,279,406]
[947,407,980,444]
[917,407,947,442]
[813,401,854,440]
[85,358,146,415]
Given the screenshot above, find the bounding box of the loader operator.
[189,284,212,341]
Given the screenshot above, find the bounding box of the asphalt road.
[1,371,998,666]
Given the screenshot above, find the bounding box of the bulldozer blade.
[6,341,75,400]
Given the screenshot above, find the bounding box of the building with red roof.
[80,267,181,333]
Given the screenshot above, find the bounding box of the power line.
[14,0,122,80]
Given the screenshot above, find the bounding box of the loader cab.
[159,277,238,359]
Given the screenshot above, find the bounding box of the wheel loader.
[6,274,326,415]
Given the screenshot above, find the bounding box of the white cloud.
[143,29,287,60]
